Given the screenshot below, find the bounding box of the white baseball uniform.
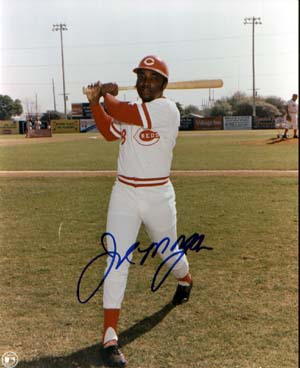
[286,98,298,129]
[91,95,189,310]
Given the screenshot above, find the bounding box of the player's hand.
[286,114,291,122]
[84,81,102,106]
[101,83,119,97]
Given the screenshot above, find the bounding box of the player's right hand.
[84,81,102,106]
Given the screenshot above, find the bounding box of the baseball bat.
[82,79,223,95]
[119,79,224,90]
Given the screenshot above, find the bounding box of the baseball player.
[84,55,193,367]
[282,93,298,138]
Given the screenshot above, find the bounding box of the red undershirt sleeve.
[104,94,151,128]
[90,104,120,141]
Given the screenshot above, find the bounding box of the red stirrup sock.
[103,309,120,346]
[178,272,192,286]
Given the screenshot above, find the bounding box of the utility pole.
[52,78,57,111]
[208,89,215,107]
[244,16,262,117]
[52,23,68,119]
[35,93,38,121]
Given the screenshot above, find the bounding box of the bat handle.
[83,83,119,96]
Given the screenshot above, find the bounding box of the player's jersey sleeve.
[109,120,122,139]
[91,104,120,141]
[104,94,144,127]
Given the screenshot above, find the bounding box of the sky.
[0,0,298,116]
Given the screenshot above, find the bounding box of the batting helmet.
[133,55,169,80]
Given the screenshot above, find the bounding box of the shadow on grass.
[267,137,293,144]
[18,302,175,368]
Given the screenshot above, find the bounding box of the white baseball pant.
[103,180,189,309]
[285,113,298,130]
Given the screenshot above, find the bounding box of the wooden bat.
[119,79,224,90]
[82,79,223,95]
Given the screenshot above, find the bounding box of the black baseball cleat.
[172,281,193,305]
[101,344,127,367]
[282,134,288,139]
[293,135,298,138]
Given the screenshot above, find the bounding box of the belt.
[117,175,169,188]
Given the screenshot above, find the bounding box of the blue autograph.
[76,232,213,304]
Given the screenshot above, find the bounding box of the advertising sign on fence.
[71,103,83,117]
[0,120,19,134]
[71,103,92,119]
[252,117,275,129]
[193,116,223,130]
[80,119,97,132]
[179,117,194,130]
[51,119,80,133]
[223,116,252,130]
[274,116,286,129]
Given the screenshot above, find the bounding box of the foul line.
[0,170,298,177]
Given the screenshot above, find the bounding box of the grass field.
[0,130,298,171]
[0,130,298,368]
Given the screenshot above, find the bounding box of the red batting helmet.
[133,55,169,80]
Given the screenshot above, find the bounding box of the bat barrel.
[166,79,223,89]
[118,86,135,91]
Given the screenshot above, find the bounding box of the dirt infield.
[1,133,298,147]
[0,170,298,177]
[0,134,102,146]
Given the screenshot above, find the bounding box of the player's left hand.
[102,83,119,97]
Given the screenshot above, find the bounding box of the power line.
[1,51,296,69]
[0,32,297,51]
[1,71,297,87]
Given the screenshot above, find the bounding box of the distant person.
[282,94,298,138]
[35,120,41,130]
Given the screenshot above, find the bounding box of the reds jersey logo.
[134,128,160,146]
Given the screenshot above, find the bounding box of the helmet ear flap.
[161,77,168,90]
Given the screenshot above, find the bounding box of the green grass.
[0,130,298,367]
[0,134,119,171]
[0,176,298,368]
[174,131,298,170]
[0,130,298,170]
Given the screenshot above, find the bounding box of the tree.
[227,91,248,112]
[234,101,253,116]
[175,102,184,116]
[255,101,281,117]
[264,96,286,114]
[0,95,23,120]
[40,110,63,122]
[233,100,281,117]
[203,91,286,117]
[209,100,233,117]
[183,104,202,116]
